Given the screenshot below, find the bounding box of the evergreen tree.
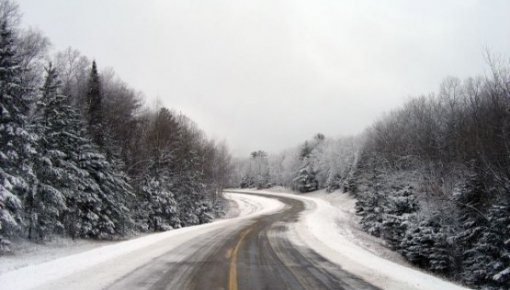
[0,19,31,252]
[454,172,493,286]
[299,141,313,160]
[356,189,384,237]
[400,217,453,274]
[140,107,210,228]
[292,163,318,193]
[380,186,419,250]
[30,64,134,240]
[0,1,232,252]
[239,150,271,189]
[240,175,254,188]
[76,141,135,238]
[459,196,510,289]
[27,64,67,240]
[171,131,204,226]
[486,201,510,289]
[86,61,103,147]
[292,140,320,193]
[136,177,179,231]
[31,65,104,240]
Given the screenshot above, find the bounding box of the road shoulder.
[229,188,470,290]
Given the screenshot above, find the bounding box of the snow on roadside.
[0,238,114,275]
[0,193,284,290]
[305,190,409,265]
[233,188,470,290]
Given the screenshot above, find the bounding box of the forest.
[235,63,510,289]
[0,0,232,253]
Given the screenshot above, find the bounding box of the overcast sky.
[17,0,510,157]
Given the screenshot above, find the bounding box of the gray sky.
[17,0,510,157]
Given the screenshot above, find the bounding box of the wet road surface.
[106,192,379,290]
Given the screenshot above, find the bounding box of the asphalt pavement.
[105,193,379,290]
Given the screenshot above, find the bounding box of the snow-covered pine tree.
[454,171,493,287]
[29,64,134,240]
[353,150,423,253]
[77,141,135,239]
[27,64,68,241]
[170,116,217,226]
[194,198,214,224]
[400,216,453,275]
[292,163,318,193]
[137,177,179,231]
[486,200,510,289]
[240,175,254,188]
[380,186,419,250]
[459,195,510,289]
[356,189,384,237]
[291,141,319,192]
[0,19,32,252]
[343,148,374,195]
[139,108,182,227]
[354,156,388,237]
[29,65,103,240]
[325,172,342,192]
[67,60,135,239]
[171,135,205,226]
[86,60,103,147]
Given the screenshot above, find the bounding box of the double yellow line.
[227,228,253,290]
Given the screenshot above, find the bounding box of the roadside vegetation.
[0,0,232,254]
[234,60,510,289]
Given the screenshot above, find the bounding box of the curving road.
[2,191,379,290]
[105,192,378,290]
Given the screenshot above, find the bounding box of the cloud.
[18,0,510,156]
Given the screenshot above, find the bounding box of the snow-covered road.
[234,189,470,290]
[0,190,469,290]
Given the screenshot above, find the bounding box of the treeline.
[234,133,358,192]
[351,62,510,289]
[0,0,231,253]
[233,64,510,288]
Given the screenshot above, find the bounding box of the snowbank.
[232,189,470,290]
[0,238,114,275]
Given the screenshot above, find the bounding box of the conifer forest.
[0,0,231,250]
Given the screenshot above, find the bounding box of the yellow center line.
[228,227,253,290]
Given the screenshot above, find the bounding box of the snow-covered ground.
[305,189,409,264]
[0,238,117,275]
[0,193,285,290]
[233,188,470,290]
